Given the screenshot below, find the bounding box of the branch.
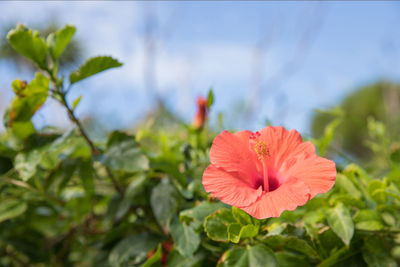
[46,70,125,197]
[59,92,98,155]
[60,93,124,196]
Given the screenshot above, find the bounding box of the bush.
[0,24,400,267]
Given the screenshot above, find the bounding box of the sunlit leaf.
[72,95,82,110]
[325,203,354,246]
[7,24,48,68]
[4,73,49,129]
[47,24,76,60]
[227,223,258,243]
[232,207,253,225]
[204,208,236,242]
[207,88,214,110]
[69,56,122,84]
[353,210,384,231]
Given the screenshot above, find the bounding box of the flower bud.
[193,96,208,130]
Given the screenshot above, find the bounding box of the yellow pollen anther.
[254,140,270,160]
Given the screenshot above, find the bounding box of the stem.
[46,69,124,196]
[60,92,124,196]
[59,92,97,155]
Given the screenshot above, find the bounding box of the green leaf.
[219,245,278,267]
[380,211,396,226]
[248,245,277,267]
[227,223,243,244]
[317,246,350,267]
[232,206,253,225]
[227,223,259,243]
[328,194,366,209]
[265,222,286,236]
[180,201,227,223]
[100,131,149,172]
[355,221,384,231]
[167,250,206,267]
[72,95,82,110]
[150,157,187,187]
[69,56,122,84]
[335,173,362,199]
[5,73,49,129]
[329,193,366,209]
[9,121,35,139]
[47,24,76,60]
[47,159,77,196]
[263,236,319,261]
[170,216,200,257]
[325,203,354,246]
[353,210,384,231]
[108,233,160,267]
[14,130,90,182]
[362,236,397,267]
[7,24,48,68]
[116,174,147,220]
[317,228,345,258]
[367,180,387,203]
[0,199,27,223]
[180,201,227,230]
[54,130,91,159]
[275,252,311,267]
[150,180,179,233]
[204,208,236,242]
[314,116,341,157]
[140,244,162,267]
[207,88,214,110]
[14,149,42,181]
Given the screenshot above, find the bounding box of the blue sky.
[1,1,400,135]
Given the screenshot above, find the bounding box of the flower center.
[249,131,273,192]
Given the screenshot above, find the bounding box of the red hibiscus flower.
[202,126,336,219]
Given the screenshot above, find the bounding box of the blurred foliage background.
[312,82,400,164]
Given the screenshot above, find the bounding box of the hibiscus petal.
[240,177,311,219]
[282,154,337,198]
[260,126,315,170]
[202,164,263,208]
[210,130,258,185]
[233,130,253,141]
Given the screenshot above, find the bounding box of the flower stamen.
[254,140,270,161]
[249,131,270,161]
